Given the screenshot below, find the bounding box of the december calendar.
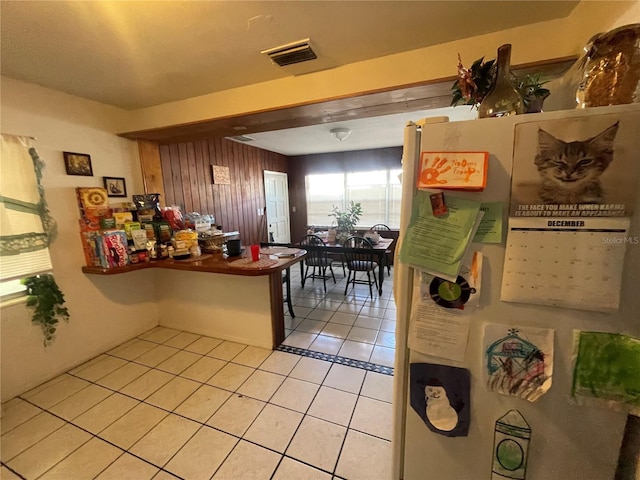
[500,216,631,312]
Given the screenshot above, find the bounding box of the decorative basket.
[199,235,226,253]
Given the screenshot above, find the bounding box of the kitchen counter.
[83,248,306,349]
[81,249,304,276]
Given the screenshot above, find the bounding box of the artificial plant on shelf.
[451,54,550,113]
[329,201,362,244]
[22,273,69,346]
[450,54,496,109]
[516,73,551,113]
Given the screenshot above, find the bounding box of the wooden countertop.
[82,248,306,276]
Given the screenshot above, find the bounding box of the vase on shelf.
[478,44,524,118]
[525,90,550,113]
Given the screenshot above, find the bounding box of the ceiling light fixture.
[330,128,351,142]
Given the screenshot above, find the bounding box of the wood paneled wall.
[288,147,403,241]
[156,141,400,246]
[159,138,288,246]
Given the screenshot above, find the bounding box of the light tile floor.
[1,264,397,480]
[283,263,396,370]
[1,326,395,479]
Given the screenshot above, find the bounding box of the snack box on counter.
[96,230,130,268]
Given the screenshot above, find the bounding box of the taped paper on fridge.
[418,151,488,190]
[398,190,483,282]
[483,323,554,402]
[571,330,640,414]
[410,363,470,437]
[408,251,482,362]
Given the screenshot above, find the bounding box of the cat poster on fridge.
[509,111,639,218]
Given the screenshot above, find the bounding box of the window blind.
[0,249,53,282]
[0,134,54,290]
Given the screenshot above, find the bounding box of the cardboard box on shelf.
[113,212,134,229]
[79,206,113,230]
[131,228,148,251]
[79,225,101,267]
[99,230,129,268]
[76,187,108,210]
[123,221,141,240]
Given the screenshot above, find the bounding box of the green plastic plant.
[22,274,69,346]
[516,74,551,111]
[329,201,362,236]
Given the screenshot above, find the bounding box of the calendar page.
[500,217,631,311]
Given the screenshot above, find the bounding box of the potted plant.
[329,201,362,244]
[516,73,551,113]
[22,273,69,346]
[451,54,550,112]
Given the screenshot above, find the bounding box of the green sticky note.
[473,202,503,244]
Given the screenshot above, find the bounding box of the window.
[0,135,55,300]
[305,169,402,228]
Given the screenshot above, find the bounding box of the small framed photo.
[103,176,127,197]
[63,151,93,176]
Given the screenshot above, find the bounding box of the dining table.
[296,233,394,295]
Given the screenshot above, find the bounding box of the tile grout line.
[7,320,395,479]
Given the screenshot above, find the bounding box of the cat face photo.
[534,122,618,204]
[509,112,637,218]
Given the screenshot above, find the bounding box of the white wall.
[0,77,159,401]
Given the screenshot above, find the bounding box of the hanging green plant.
[22,274,69,346]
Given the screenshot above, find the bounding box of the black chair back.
[371,223,391,234]
[343,236,379,296]
[299,234,328,265]
[369,224,393,275]
[298,234,335,291]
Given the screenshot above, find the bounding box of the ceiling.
[1,1,579,155]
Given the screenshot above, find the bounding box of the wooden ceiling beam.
[119,56,577,145]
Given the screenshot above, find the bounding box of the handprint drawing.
[420,156,451,186]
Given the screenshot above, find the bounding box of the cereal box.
[100,230,129,268]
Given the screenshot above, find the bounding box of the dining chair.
[299,234,336,293]
[282,267,295,318]
[343,235,379,297]
[371,223,393,276]
[260,242,295,317]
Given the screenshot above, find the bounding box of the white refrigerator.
[392,103,640,480]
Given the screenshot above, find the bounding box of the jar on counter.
[577,23,640,108]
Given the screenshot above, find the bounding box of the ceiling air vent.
[228,135,254,142]
[261,38,317,67]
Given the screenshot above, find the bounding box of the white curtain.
[0,134,55,281]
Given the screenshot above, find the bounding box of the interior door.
[264,170,291,244]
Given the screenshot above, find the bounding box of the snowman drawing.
[425,379,458,432]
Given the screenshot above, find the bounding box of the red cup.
[250,244,260,262]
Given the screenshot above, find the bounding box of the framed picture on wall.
[63,151,93,176]
[103,176,127,197]
[211,165,231,185]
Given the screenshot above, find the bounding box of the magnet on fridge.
[430,192,448,216]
